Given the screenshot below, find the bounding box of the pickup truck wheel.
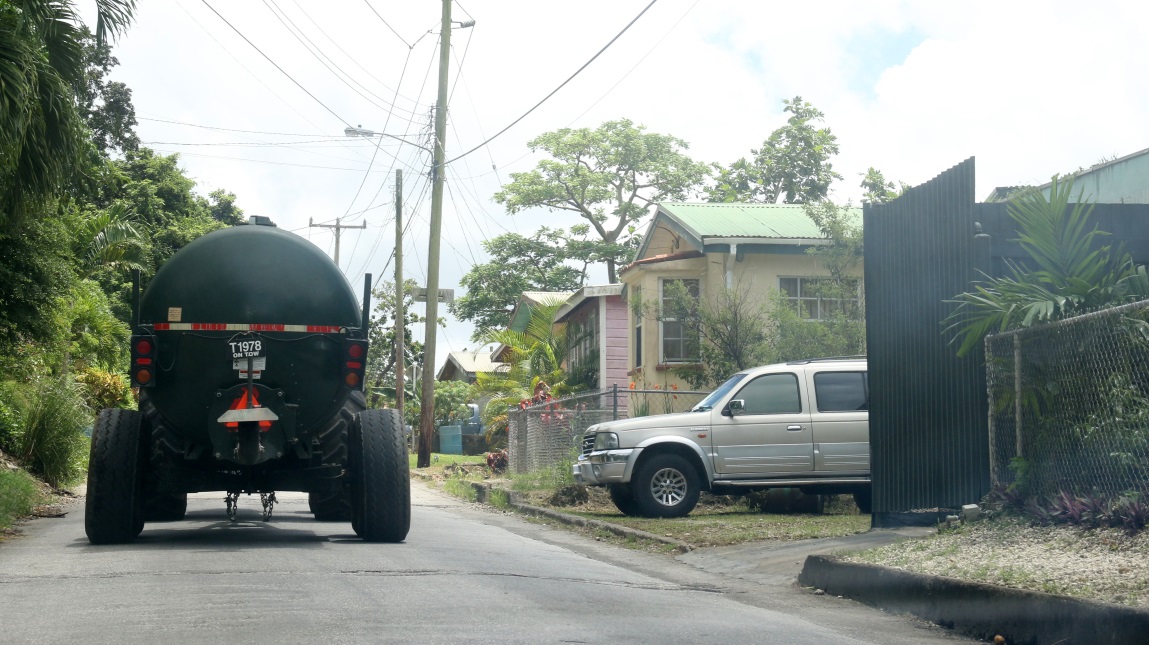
[350,408,411,542]
[632,454,700,518]
[608,484,641,516]
[85,408,145,544]
[853,488,872,514]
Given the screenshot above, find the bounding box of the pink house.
[553,284,628,392]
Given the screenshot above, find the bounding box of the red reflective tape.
[150,323,345,333]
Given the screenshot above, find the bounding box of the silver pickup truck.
[573,357,870,517]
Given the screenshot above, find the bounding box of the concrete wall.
[1041,153,1149,204]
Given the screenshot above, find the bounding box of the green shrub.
[11,378,92,487]
[0,467,46,531]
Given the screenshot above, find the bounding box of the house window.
[632,286,643,369]
[779,277,860,320]
[660,279,700,362]
[567,312,599,388]
[634,322,642,368]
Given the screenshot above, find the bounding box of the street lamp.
[344,125,433,154]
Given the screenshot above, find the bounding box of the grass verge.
[0,468,48,533]
[843,513,1149,607]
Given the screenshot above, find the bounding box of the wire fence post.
[612,383,618,420]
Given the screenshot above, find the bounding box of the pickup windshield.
[690,373,746,411]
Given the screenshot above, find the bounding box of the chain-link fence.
[507,386,709,474]
[986,299,1149,500]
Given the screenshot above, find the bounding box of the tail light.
[130,335,157,387]
[342,338,368,390]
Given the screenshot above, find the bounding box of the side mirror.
[728,399,745,417]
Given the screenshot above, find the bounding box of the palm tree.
[945,176,1149,357]
[0,0,136,223]
[73,202,145,278]
[472,300,570,420]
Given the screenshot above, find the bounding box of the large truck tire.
[351,408,410,542]
[144,493,188,522]
[631,453,701,518]
[308,391,366,521]
[85,408,145,544]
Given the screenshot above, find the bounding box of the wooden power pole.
[394,169,405,425]
[416,0,453,469]
[309,216,366,270]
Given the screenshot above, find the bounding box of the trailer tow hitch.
[224,491,278,521]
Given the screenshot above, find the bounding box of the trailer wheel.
[350,408,410,542]
[608,484,641,517]
[144,493,188,522]
[85,408,145,544]
[308,391,367,521]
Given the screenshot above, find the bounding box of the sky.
[91,0,1149,371]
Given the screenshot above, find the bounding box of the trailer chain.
[260,492,277,521]
[225,492,240,521]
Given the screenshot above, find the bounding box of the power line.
[447,0,659,164]
[291,0,430,113]
[260,0,427,125]
[200,0,351,127]
[362,0,413,49]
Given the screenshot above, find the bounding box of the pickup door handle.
[786,425,803,431]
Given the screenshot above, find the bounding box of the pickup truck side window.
[813,371,868,411]
[737,373,801,414]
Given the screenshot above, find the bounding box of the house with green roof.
[620,202,863,391]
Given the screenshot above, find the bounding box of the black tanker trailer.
[84,217,409,544]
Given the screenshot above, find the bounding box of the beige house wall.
[621,247,862,395]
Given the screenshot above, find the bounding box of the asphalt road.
[0,482,971,644]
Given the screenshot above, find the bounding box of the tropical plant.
[6,376,91,487]
[471,299,569,424]
[72,202,145,278]
[945,176,1149,357]
[0,0,136,222]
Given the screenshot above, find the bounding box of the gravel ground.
[843,515,1149,607]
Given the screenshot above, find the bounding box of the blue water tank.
[439,426,462,454]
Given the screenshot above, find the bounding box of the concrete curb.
[463,481,694,553]
[798,555,1149,645]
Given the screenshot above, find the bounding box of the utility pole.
[394,169,405,424]
[417,0,452,468]
[309,216,366,269]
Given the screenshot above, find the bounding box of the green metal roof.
[657,202,862,240]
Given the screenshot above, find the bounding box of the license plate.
[228,338,264,360]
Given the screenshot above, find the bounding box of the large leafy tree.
[0,0,136,223]
[450,228,584,340]
[494,119,709,283]
[708,96,840,204]
[945,177,1149,357]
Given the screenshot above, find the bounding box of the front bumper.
[572,448,639,486]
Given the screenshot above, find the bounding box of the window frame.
[778,276,861,321]
[659,278,700,363]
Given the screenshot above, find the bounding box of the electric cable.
[446,0,658,164]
